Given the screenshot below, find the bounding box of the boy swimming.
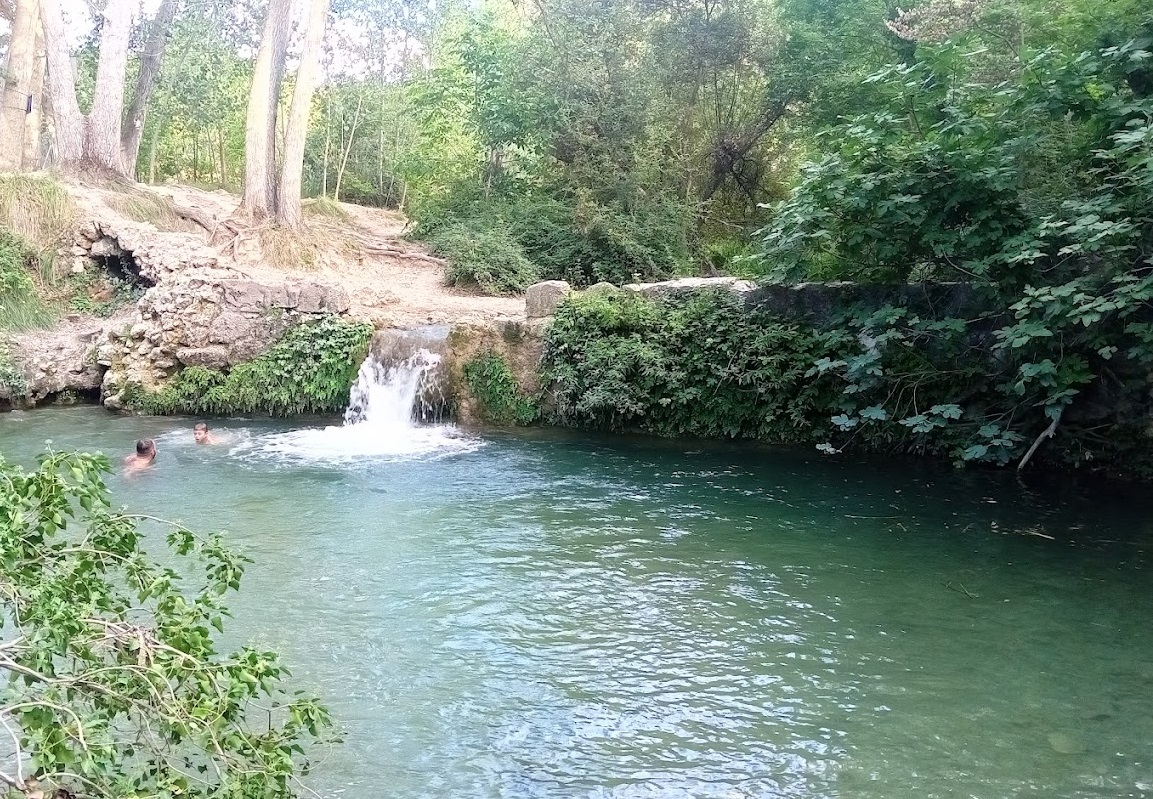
[193,422,219,445]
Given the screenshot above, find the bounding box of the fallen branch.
[1017,409,1063,472]
[361,246,446,265]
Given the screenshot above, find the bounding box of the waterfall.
[343,349,447,428]
[234,327,477,464]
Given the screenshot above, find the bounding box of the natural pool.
[1,405,1151,799]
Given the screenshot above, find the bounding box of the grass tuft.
[103,189,199,233]
[0,173,79,252]
[0,231,61,332]
[303,197,353,223]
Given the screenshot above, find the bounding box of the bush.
[415,192,696,288]
[0,449,333,797]
[128,315,373,416]
[462,350,539,425]
[0,232,59,332]
[541,288,850,440]
[426,221,540,295]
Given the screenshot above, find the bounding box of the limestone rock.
[585,281,618,296]
[176,346,231,369]
[525,280,572,319]
[624,276,757,303]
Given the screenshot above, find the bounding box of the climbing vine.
[127,315,373,416]
[462,350,539,425]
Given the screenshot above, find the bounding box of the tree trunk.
[147,120,160,183]
[276,0,331,229]
[0,0,39,170]
[217,128,227,187]
[22,21,45,169]
[321,123,330,198]
[333,91,364,202]
[81,0,134,176]
[38,0,82,164]
[240,0,292,219]
[121,0,179,177]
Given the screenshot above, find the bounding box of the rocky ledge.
[2,211,353,410]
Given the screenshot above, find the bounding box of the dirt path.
[68,183,524,328]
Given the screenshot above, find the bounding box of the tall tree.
[277,0,331,228]
[0,0,39,170]
[40,0,136,176]
[121,0,180,176]
[240,0,291,218]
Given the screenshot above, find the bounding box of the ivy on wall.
[125,316,373,417]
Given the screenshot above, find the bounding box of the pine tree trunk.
[0,0,40,170]
[38,0,82,164]
[276,0,331,229]
[240,0,292,219]
[121,0,179,178]
[81,0,134,176]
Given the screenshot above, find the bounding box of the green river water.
[1,406,1151,798]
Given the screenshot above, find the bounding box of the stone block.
[208,311,255,346]
[176,346,230,369]
[221,280,269,311]
[525,280,572,318]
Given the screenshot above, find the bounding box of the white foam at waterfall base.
[234,350,481,464]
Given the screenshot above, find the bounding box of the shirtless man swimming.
[124,438,156,472]
[193,422,219,445]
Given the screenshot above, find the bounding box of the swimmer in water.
[193,422,219,445]
[124,438,156,472]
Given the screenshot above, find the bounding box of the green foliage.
[66,270,145,318]
[129,316,373,417]
[0,231,35,296]
[752,19,1153,474]
[0,450,333,797]
[426,221,540,296]
[0,233,59,332]
[462,350,539,425]
[542,289,852,440]
[0,340,27,399]
[415,193,692,288]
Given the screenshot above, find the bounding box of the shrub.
[426,221,540,295]
[542,288,850,440]
[0,232,59,332]
[462,350,539,425]
[415,193,695,288]
[0,449,334,797]
[128,315,373,416]
[0,231,35,296]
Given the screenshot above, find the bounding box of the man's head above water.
[125,438,156,472]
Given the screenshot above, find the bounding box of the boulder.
[525,280,572,319]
